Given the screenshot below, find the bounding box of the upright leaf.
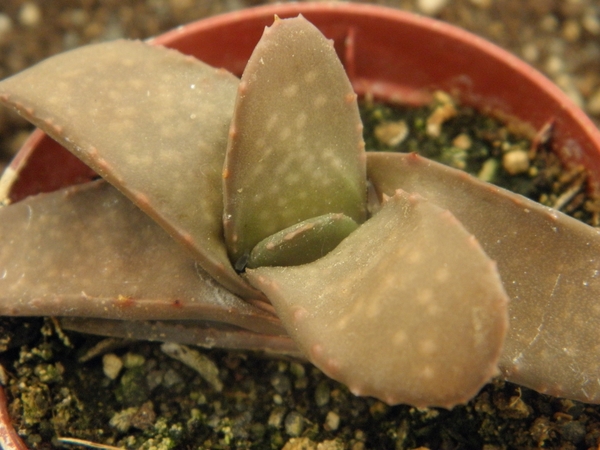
[223,16,367,264]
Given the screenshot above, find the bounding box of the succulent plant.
[0,15,600,411]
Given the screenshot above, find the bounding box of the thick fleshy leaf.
[59,318,301,357]
[368,152,600,403]
[0,40,260,299]
[223,16,367,264]
[247,213,358,269]
[0,180,284,336]
[247,190,509,408]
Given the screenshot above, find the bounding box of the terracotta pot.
[3,2,600,200]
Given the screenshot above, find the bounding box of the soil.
[2,1,600,449]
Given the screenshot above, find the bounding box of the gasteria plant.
[0,15,599,411]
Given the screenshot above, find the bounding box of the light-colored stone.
[102,353,123,380]
[562,20,581,42]
[417,0,449,15]
[502,150,530,175]
[452,133,472,150]
[324,411,340,431]
[0,14,12,42]
[374,120,408,147]
[19,2,41,27]
[285,411,305,437]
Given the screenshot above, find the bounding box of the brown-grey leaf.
[247,213,358,269]
[223,16,367,263]
[60,318,302,357]
[247,189,509,408]
[368,151,600,403]
[0,180,283,336]
[0,39,259,299]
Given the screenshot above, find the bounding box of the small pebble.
[0,14,13,42]
[562,20,581,42]
[162,368,183,388]
[478,158,499,183]
[319,440,345,450]
[62,32,80,51]
[374,120,408,147]
[503,149,530,175]
[285,411,305,437]
[289,362,306,378]
[67,8,89,27]
[417,0,448,15]
[315,380,331,407]
[325,411,340,431]
[271,372,292,394]
[452,133,472,150]
[545,55,564,75]
[540,15,559,33]
[521,42,539,63]
[427,93,457,137]
[282,437,317,450]
[582,11,600,35]
[146,369,164,390]
[268,407,286,428]
[122,352,145,369]
[18,2,41,27]
[102,353,123,380]
[100,16,125,41]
